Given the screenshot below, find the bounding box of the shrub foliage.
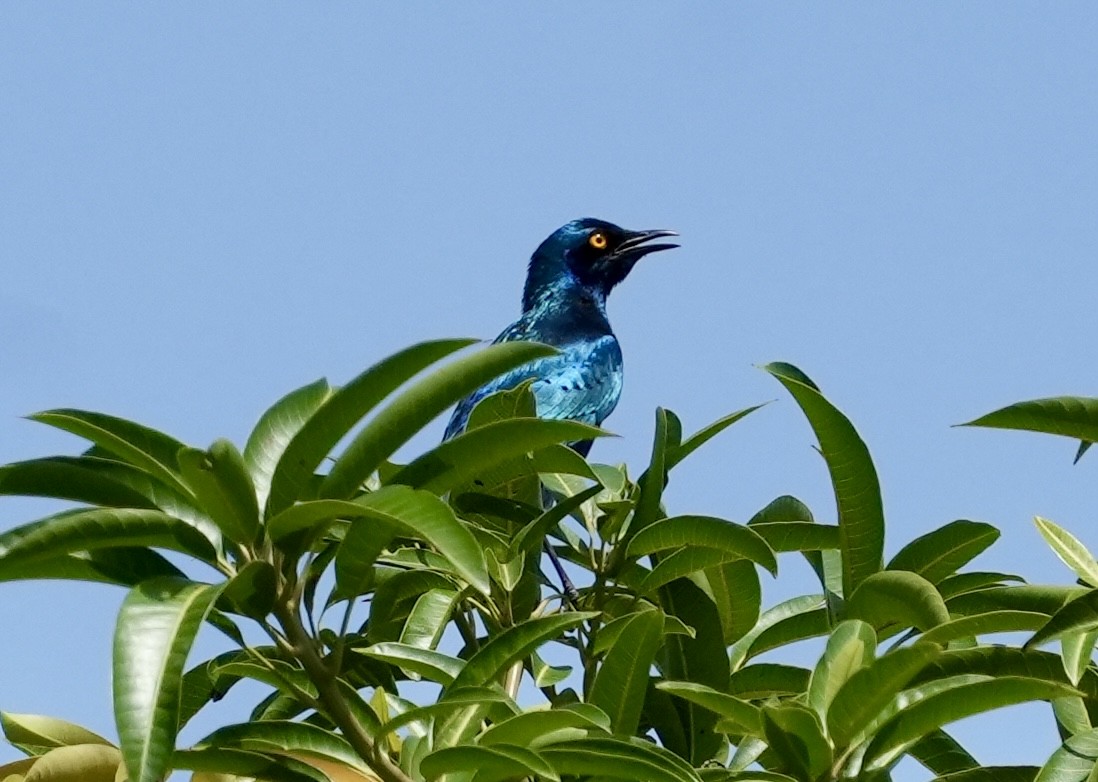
[1,340,1098,782]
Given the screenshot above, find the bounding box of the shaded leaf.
[590,608,663,735]
[447,612,594,692]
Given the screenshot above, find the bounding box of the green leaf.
[195,720,373,774]
[658,578,730,764]
[807,620,876,724]
[477,705,612,747]
[699,559,761,645]
[243,377,333,513]
[728,664,811,699]
[764,362,885,597]
[28,409,192,496]
[931,768,1037,782]
[666,404,768,470]
[508,484,603,559]
[1028,589,1098,649]
[827,645,940,747]
[917,611,1050,647]
[367,570,454,644]
[847,571,950,632]
[864,677,1081,771]
[1035,516,1098,586]
[0,547,185,587]
[177,440,259,546]
[589,607,663,735]
[359,643,464,686]
[747,522,840,553]
[656,682,763,736]
[335,485,489,597]
[321,341,557,500]
[7,743,120,781]
[738,607,831,664]
[0,455,210,532]
[539,736,702,782]
[0,713,111,751]
[962,397,1098,443]
[265,339,476,516]
[376,686,515,741]
[218,561,277,618]
[1062,629,1098,685]
[636,547,750,594]
[948,584,1085,617]
[1036,725,1098,782]
[729,595,826,671]
[173,747,328,782]
[761,703,832,781]
[447,612,595,692]
[400,588,460,651]
[389,417,606,494]
[887,520,1000,584]
[908,729,980,776]
[114,577,229,782]
[0,508,218,577]
[0,456,156,509]
[627,515,777,575]
[421,744,560,782]
[628,408,673,538]
[938,571,1025,600]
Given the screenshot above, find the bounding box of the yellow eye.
[589,232,608,250]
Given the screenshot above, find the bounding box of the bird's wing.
[528,336,623,426]
[443,334,622,439]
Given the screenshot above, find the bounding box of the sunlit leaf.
[887,520,1000,584]
[114,578,229,782]
[321,341,558,500]
[265,339,477,515]
[847,571,949,632]
[627,515,777,575]
[764,362,884,597]
[1034,516,1098,587]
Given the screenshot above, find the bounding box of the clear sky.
[3,4,1098,779]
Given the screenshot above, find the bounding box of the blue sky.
[3,4,1098,778]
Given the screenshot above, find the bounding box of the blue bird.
[444,218,678,450]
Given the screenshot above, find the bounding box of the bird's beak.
[612,229,680,260]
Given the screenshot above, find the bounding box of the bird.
[444,218,679,448]
[443,218,678,603]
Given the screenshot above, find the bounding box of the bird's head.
[524,218,678,310]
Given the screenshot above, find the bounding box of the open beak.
[612,229,680,260]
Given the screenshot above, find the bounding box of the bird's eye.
[589,232,608,250]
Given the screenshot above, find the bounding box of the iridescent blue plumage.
[444,218,678,451]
